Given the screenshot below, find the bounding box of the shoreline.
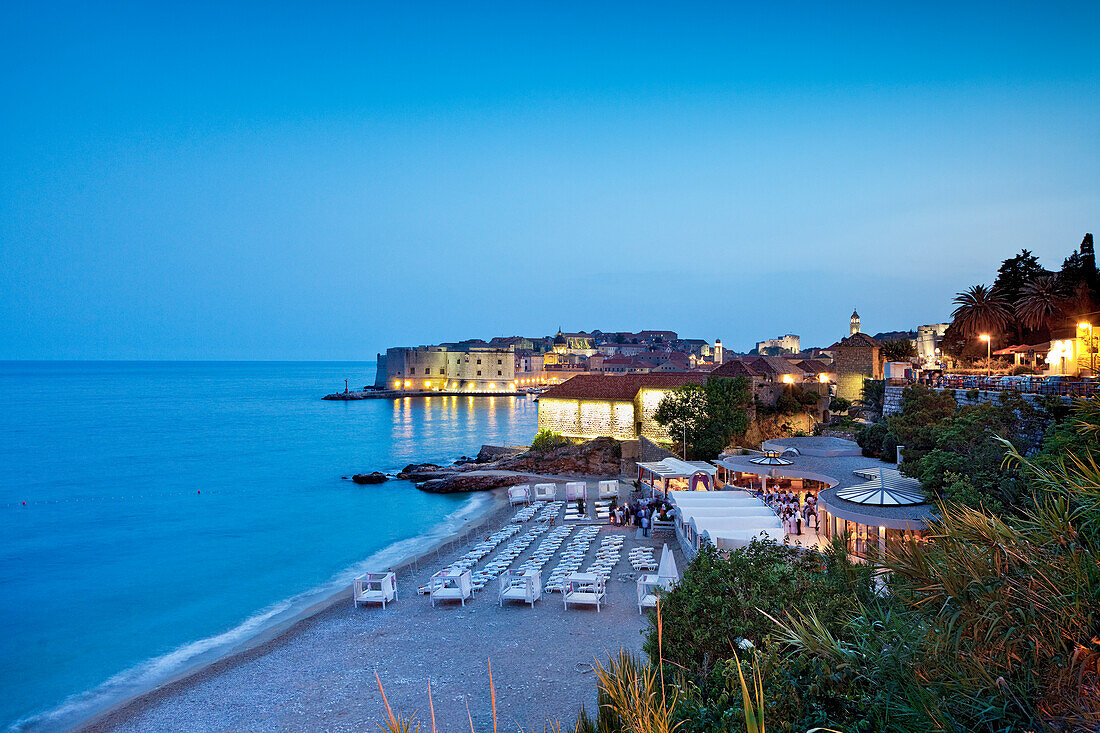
[74,475,656,733]
[45,490,515,733]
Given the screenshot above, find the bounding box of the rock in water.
[351,472,388,485]
[397,463,449,481]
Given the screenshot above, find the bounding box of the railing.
[938,374,1098,397]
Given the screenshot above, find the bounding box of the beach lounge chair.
[498,569,541,607]
[429,569,473,607]
[508,485,531,506]
[563,572,606,612]
[353,572,397,609]
[534,483,556,501]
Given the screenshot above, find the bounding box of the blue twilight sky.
[1,2,1098,360]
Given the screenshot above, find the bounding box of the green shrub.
[530,428,569,453]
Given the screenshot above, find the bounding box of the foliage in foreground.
[603,397,1100,733]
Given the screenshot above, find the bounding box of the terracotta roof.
[538,373,707,401]
[795,359,832,374]
[751,356,803,376]
[830,332,881,349]
[710,359,762,377]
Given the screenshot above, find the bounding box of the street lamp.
[979,334,991,376]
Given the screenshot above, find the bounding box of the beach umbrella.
[657,543,679,587]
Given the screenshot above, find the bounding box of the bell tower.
[850,309,861,336]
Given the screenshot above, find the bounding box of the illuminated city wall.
[537,398,636,440]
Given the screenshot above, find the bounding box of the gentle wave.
[8,492,495,733]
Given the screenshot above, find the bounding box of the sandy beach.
[81,480,674,732]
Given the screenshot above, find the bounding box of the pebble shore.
[82,483,674,732]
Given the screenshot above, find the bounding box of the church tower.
[850,310,861,336]
[714,339,724,364]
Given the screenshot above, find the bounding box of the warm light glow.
[1080,322,1093,330]
[404,380,412,387]
[782,374,794,384]
[423,380,431,388]
[508,382,516,389]
[979,334,990,342]
[818,373,829,383]
[393,380,400,389]
[488,383,496,388]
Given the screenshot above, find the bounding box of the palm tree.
[1015,275,1066,332]
[951,284,1013,338]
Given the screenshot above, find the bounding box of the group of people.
[608,497,675,537]
[762,485,818,535]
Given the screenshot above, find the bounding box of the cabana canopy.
[638,458,717,479]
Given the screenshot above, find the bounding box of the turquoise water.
[0,362,538,732]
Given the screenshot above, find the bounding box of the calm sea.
[0,362,538,732]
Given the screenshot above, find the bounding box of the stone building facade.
[375,345,516,391]
[536,374,707,441]
[831,332,883,401]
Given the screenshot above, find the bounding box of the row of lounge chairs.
[582,534,625,580]
[416,524,521,595]
[469,523,551,592]
[543,526,601,593]
[629,546,658,571]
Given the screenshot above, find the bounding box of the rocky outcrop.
[417,473,530,494]
[351,438,623,494]
[474,445,527,463]
[351,472,388,485]
[396,463,449,482]
[492,437,621,476]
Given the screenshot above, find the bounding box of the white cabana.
[565,481,587,501]
[534,483,557,501]
[598,480,619,499]
[429,569,473,607]
[508,485,531,506]
[353,572,397,609]
[706,527,787,551]
[563,572,606,612]
[498,569,541,607]
[669,489,783,556]
[667,490,761,507]
[637,574,660,614]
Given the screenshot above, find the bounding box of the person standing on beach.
[640,509,650,537]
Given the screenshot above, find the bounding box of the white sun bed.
[353,572,397,609]
[563,572,606,612]
[429,569,473,607]
[508,485,531,506]
[498,569,542,607]
[637,573,660,614]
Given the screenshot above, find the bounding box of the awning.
[637,458,717,478]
